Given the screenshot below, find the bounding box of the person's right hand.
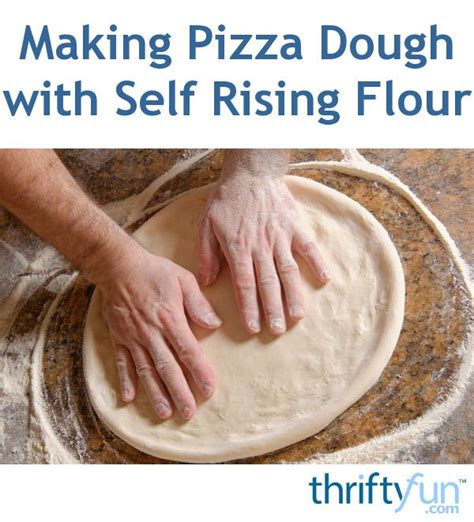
[98,244,222,421]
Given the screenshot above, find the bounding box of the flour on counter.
[0,149,472,464]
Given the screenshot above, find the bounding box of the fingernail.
[122,386,132,402]
[320,269,330,281]
[247,319,261,334]
[156,402,171,419]
[203,313,222,327]
[182,406,192,419]
[270,318,285,334]
[290,306,304,319]
[202,383,214,398]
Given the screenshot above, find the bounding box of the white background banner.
[0,0,472,147]
[0,2,473,519]
[1,464,473,520]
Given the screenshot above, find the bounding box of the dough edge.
[83,175,405,463]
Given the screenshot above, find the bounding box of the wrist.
[220,149,290,183]
[81,230,144,291]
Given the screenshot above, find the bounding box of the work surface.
[0,149,472,463]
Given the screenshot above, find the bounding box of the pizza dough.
[83,175,405,463]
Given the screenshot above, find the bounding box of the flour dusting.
[0,149,472,464]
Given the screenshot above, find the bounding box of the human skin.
[199,150,330,335]
[0,149,329,420]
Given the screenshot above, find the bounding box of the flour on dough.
[83,176,405,463]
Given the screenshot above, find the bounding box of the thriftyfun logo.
[308,472,464,514]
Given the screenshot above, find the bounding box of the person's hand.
[99,245,222,420]
[198,151,330,336]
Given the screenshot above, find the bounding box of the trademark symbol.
[458,478,466,484]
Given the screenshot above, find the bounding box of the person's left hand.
[197,153,330,336]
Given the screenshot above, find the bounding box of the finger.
[180,273,222,329]
[163,313,215,399]
[274,239,305,322]
[146,330,196,420]
[113,343,137,402]
[226,249,261,334]
[129,344,172,420]
[198,216,221,286]
[253,250,286,335]
[293,231,330,283]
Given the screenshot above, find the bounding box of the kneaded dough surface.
[83,176,405,463]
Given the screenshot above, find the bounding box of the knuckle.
[259,273,279,286]
[115,356,129,372]
[278,262,298,275]
[114,348,127,361]
[174,337,197,361]
[177,347,195,365]
[234,274,255,291]
[155,360,173,379]
[136,364,154,378]
[301,240,316,255]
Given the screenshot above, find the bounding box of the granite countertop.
[0,149,472,463]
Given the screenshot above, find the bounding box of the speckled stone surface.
[0,149,472,464]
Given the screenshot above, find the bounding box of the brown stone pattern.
[1,149,472,463]
[56,149,195,206]
[359,149,474,464]
[30,150,472,464]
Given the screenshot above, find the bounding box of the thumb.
[198,216,221,286]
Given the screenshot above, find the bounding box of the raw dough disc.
[83,176,405,463]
